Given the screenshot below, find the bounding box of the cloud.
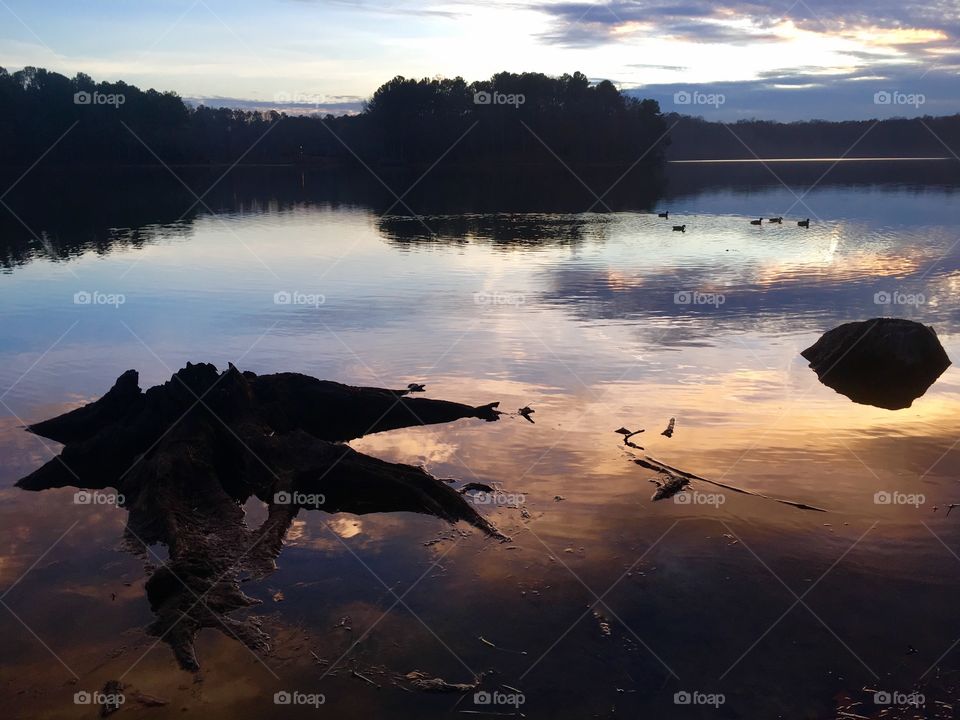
[184,95,364,116]
[627,63,690,71]
[533,0,781,46]
[627,63,960,120]
[530,0,960,49]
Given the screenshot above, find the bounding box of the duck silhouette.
[798,218,810,228]
[672,224,686,232]
[658,211,669,219]
[750,218,762,225]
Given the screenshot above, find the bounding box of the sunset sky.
[1,0,958,120]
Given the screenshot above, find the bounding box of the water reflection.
[3,161,960,718]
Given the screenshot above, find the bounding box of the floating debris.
[459,482,495,495]
[99,680,124,717]
[661,417,675,438]
[615,427,645,449]
[650,472,689,501]
[133,693,169,708]
[633,453,827,512]
[352,670,381,688]
[404,670,481,693]
[334,616,353,631]
[479,636,528,655]
[592,610,612,637]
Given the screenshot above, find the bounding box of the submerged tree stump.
[17,363,505,671]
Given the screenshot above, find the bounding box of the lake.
[2,159,960,719]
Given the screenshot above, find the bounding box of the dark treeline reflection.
[0,164,666,268]
[1,160,958,268]
[379,213,597,247]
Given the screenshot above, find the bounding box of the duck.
[657,211,669,219]
[797,218,810,228]
[768,216,783,224]
[672,225,686,232]
[407,383,426,392]
[750,218,762,225]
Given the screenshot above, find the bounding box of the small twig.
[478,636,528,655]
[352,670,381,688]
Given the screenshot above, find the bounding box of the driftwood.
[17,363,506,671]
[634,454,827,511]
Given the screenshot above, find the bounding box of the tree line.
[0,67,669,167]
[663,113,960,160]
[3,66,956,167]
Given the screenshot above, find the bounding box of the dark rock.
[801,318,951,409]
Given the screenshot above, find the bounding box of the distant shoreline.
[670,157,955,163]
[0,156,955,172]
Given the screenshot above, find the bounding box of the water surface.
[2,161,960,718]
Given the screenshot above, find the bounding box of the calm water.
[2,161,960,719]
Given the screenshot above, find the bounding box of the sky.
[0,0,958,121]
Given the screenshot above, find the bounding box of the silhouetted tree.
[0,67,676,169]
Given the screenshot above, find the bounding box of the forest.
[2,66,957,167]
[0,67,668,167]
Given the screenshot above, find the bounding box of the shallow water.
[2,161,960,718]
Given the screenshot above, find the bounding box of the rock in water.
[801,318,951,409]
[16,364,506,670]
